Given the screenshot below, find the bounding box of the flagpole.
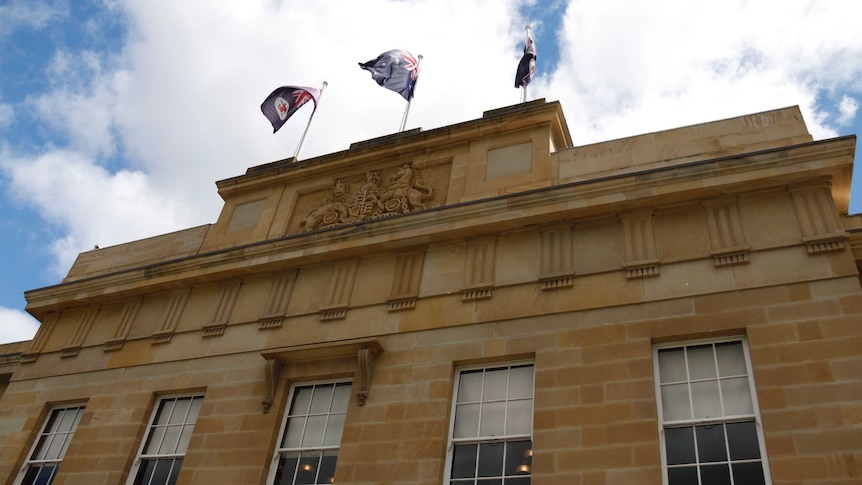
[294,81,328,160]
[400,55,423,132]
[521,25,531,103]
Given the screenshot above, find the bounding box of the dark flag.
[260,85,321,133]
[359,49,419,101]
[514,31,537,88]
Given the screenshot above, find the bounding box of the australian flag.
[260,85,321,133]
[515,32,537,88]
[359,49,419,101]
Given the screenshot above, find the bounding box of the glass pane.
[155,400,175,425]
[479,402,505,437]
[508,366,534,399]
[726,421,761,460]
[144,426,166,454]
[150,458,174,485]
[477,442,504,477]
[700,463,731,485]
[57,408,78,433]
[458,370,484,403]
[331,383,352,412]
[176,425,194,454]
[720,378,753,416]
[667,466,697,485]
[33,434,56,461]
[451,444,478,479]
[661,383,691,421]
[186,397,202,423]
[691,381,722,419]
[274,453,298,485]
[310,385,334,414]
[169,398,192,424]
[665,427,696,465]
[687,345,717,380]
[505,400,532,435]
[323,413,345,446]
[283,416,306,448]
[296,453,320,485]
[715,341,746,377]
[483,368,508,401]
[44,432,66,460]
[505,440,532,476]
[454,403,480,438]
[659,348,688,383]
[166,457,183,485]
[43,411,61,434]
[302,416,326,447]
[317,451,338,485]
[507,478,530,485]
[732,462,765,485]
[22,464,56,485]
[477,480,502,485]
[290,387,313,415]
[695,425,727,463]
[132,459,156,485]
[58,432,75,459]
[159,426,181,454]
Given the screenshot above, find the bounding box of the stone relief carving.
[297,163,437,232]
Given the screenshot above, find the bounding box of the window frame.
[265,378,353,485]
[14,404,86,485]
[653,336,773,485]
[125,393,204,485]
[443,360,536,485]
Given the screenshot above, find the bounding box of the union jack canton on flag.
[260,85,321,133]
[359,49,419,101]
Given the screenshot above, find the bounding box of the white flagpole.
[294,81,328,160]
[521,25,531,103]
[400,55,423,132]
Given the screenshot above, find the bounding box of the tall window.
[15,405,85,485]
[445,362,534,485]
[128,395,204,485]
[654,337,771,485]
[269,380,352,485]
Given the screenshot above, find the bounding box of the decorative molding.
[105,298,142,351]
[389,250,425,306]
[202,324,226,338]
[321,260,358,317]
[462,288,493,301]
[620,211,659,268]
[625,265,660,279]
[103,340,124,352]
[258,317,284,330]
[703,198,750,267]
[357,347,377,406]
[262,358,283,414]
[387,298,417,312]
[713,252,750,268]
[540,224,574,286]
[60,347,81,358]
[21,313,60,363]
[204,280,241,329]
[540,276,574,290]
[151,332,173,345]
[151,288,190,345]
[806,239,845,255]
[320,308,347,321]
[257,270,297,327]
[60,307,99,358]
[462,237,496,298]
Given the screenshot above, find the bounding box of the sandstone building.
[1,100,861,485]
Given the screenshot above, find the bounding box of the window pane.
[22,463,57,485]
[477,442,504,477]
[176,425,195,454]
[166,458,182,485]
[283,416,306,448]
[301,415,326,447]
[451,444,478,479]
[290,387,313,415]
[731,462,766,485]
[56,408,78,433]
[691,381,722,419]
[158,425,181,454]
[715,341,746,377]
[695,425,727,463]
[132,459,157,485]
[483,368,508,401]
[295,453,320,485]
[726,421,761,460]
[44,433,66,460]
[504,440,532,477]
[507,478,530,485]
[310,385,334,414]
[186,397,202,423]
[317,451,338,485]
[506,400,532,436]
[667,466,697,485]
[454,403,480,438]
[664,427,695,465]
[149,458,175,485]
[458,370,484,403]
[331,383,352,412]
[661,383,691,421]
[169,397,192,424]
[477,480,502,485]
[323,413,345,446]
[155,400,175,425]
[508,366,533,399]
[274,453,298,485]
[687,345,717,380]
[720,378,753,416]
[479,402,505,437]
[659,348,688,383]
[145,426,166,454]
[700,463,731,485]
[33,434,56,461]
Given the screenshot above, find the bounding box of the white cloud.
[0,103,12,128]
[0,0,65,37]
[837,96,858,126]
[0,307,39,344]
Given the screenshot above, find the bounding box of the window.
[128,395,203,485]
[15,405,85,485]
[268,380,352,485]
[445,363,534,485]
[654,337,771,485]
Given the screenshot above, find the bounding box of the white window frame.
[125,394,204,485]
[14,404,85,485]
[653,336,773,485]
[443,361,535,485]
[266,378,353,485]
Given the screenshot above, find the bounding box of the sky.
[1,0,861,344]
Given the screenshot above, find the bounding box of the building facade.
[1,100,861,485]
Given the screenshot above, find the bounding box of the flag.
[514,32,537,88]
[260,85,321,133]
[359,49,419,101]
